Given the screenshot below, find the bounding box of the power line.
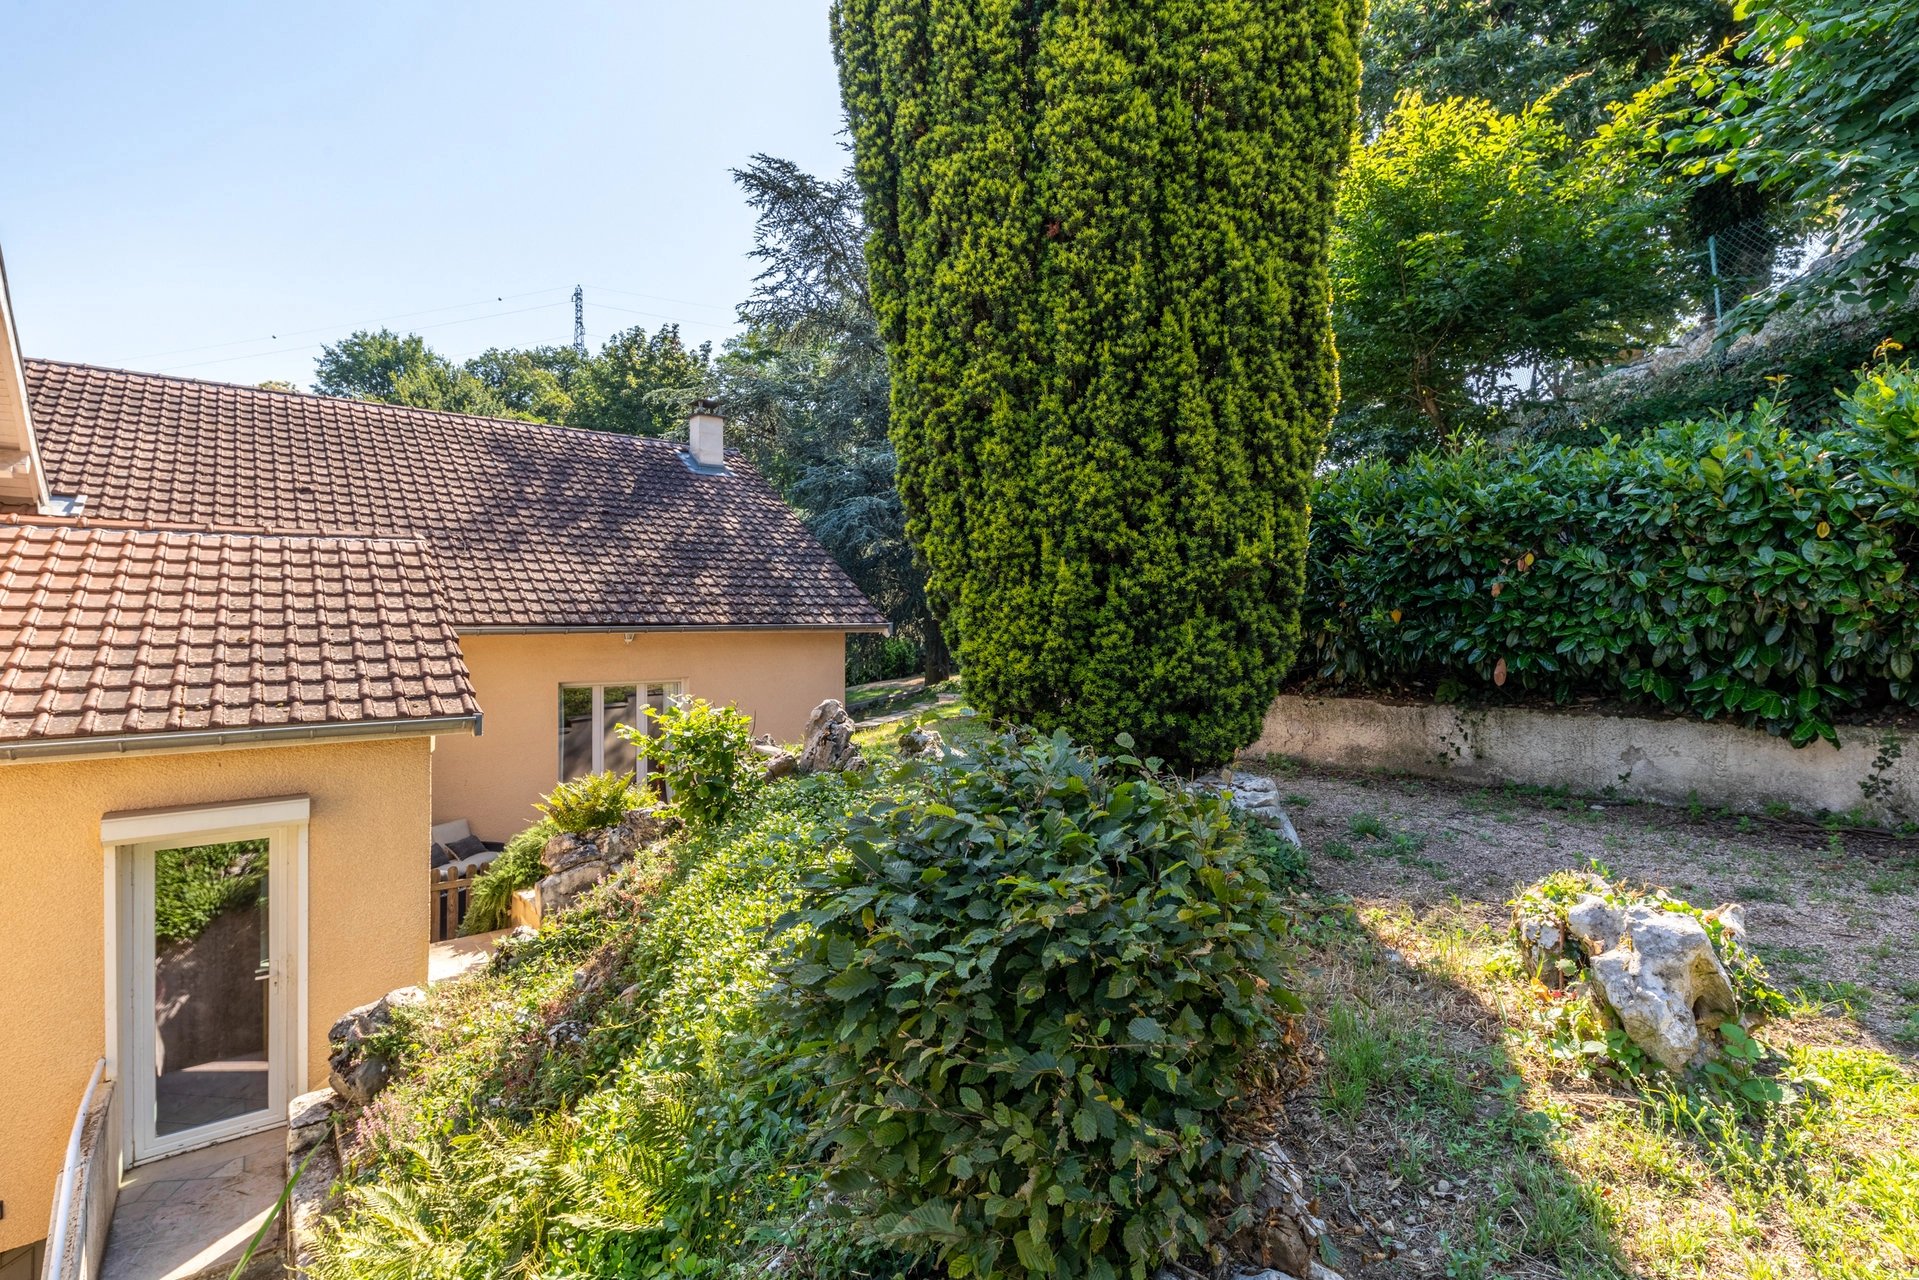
[154,300,569,373]
[128,287,572,363]
[583,284,737,318]
[589,301,737,334]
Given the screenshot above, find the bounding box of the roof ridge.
[23,356,705,449]
[0,512,433,546]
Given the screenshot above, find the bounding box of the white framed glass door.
[128,825,291,1162]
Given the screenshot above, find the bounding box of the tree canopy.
[1360,0,1740,137]
[718,155,950,682]
[1332,92,1687,454]
[312,324,710,436]
[1669,0,1919,325]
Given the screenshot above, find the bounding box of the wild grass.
[1291,895,1919,1279]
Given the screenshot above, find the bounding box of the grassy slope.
[315,775,873,1279]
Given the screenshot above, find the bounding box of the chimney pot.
[687,399,726,472]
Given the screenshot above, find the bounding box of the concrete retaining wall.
[1255,695,1918,823]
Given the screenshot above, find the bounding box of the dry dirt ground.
[1240,758,1919,1280]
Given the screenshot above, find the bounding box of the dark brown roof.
[0,519,481,750]
[23,360,889,631]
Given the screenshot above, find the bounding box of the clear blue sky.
[0,0,848,388]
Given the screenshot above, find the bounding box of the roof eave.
[0,712,482,766]
[455,621,893,636]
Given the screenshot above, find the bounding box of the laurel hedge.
[1300,363,1919,745]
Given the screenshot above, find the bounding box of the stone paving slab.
[101,1127,285,1280]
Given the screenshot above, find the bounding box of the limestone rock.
[1565,894,1627,955]
[540,807,672,875]
[326,986,423,1106]
[1585,905,1739,1071]
[1514,908,1567,982]
[328,1055,390,1107]
[538,861,607,918]
[604,806,672,860]
[797,699,864,774]
[286,1110,344,1276]
[1230,1141,1324,1278]
[762,751,800,782]
[898,726,945,760]
[541,831,600,876]
[1194,771,1301,847]
[287,1086,341,1155]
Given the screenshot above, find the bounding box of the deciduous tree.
[1332,93,1686,455]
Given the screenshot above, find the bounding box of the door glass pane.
[602,685,639,780]
[152,839,271,1136]
[559,686,596,780]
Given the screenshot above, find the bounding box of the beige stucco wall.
[0,736,433,1253]
[435,629,847,841]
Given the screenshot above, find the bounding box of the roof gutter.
[0,712,482,765]
[456,623,893,636]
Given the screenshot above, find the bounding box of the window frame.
[557,681,683,782]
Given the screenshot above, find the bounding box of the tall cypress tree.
[833,0,1365,766]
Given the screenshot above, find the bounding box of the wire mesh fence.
[1687,215,1836,331]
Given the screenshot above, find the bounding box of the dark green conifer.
[834,0,1364,764]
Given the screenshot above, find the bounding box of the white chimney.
[687,399,726,472]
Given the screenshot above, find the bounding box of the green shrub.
[319,777,885,1279]
[777,729,1295,1279]
[1303,364,1919,744]
[623,697,760,830]
[457,820,557,936]
[535,770,640,834]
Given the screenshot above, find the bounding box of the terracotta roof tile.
[0,521,481,746]
[25,361,889,631]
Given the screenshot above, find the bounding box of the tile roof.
[0,520,481,750]
[24,359,890,631]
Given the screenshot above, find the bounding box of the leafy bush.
[777,729,1295,1279]
[1303,363,1919,744]
[458,820,557,936]
[623,697,760,830]
[536,770,640,834]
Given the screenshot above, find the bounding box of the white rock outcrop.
[1193,771,1301,846]
[797,699,864,774]
[1579,902,1739,1071]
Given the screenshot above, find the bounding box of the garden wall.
[1254,695,1918,824]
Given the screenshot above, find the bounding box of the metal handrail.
[42,1057,106,1280]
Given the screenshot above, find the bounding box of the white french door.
[126,823,294,1163]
